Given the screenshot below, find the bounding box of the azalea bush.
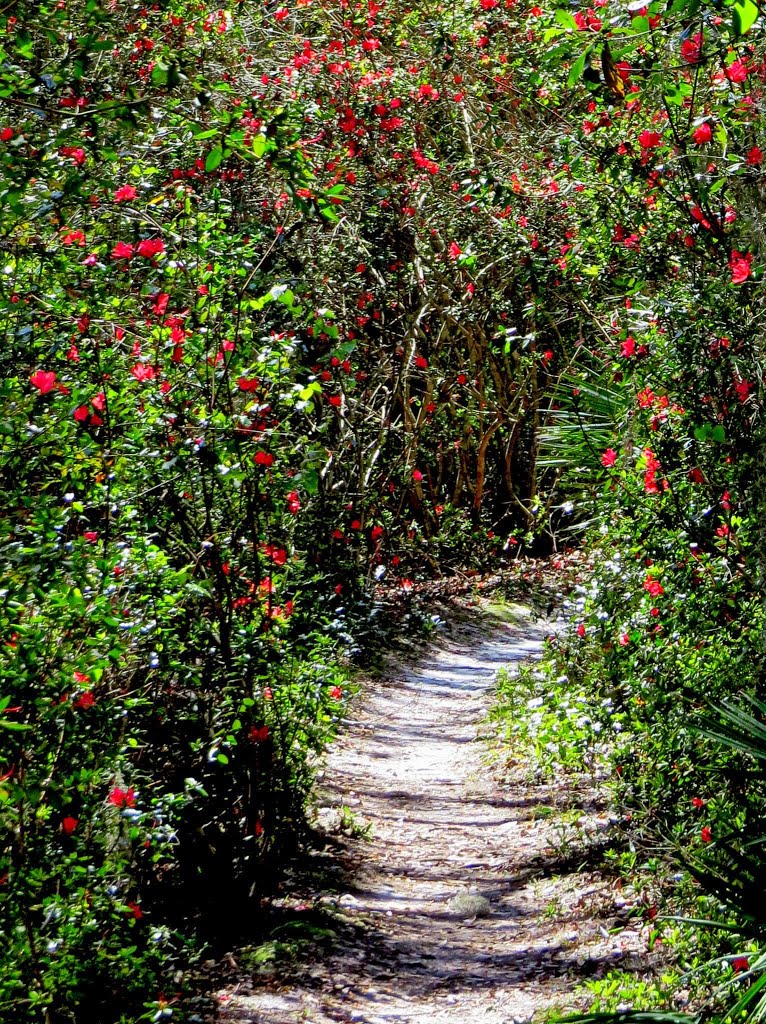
[501,0,766,833]
[4,0,766,1017]
[489,0,766,1015]
[0,0,586,1018]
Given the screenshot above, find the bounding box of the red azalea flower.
[136,237,165,258]
[262,543,287,565]
[152,292,169,316]
[61,228,86,247]
[131,363,156,382]
[701,825,712,843]
[254,451,274,466]
[692,122,712,145]
[108,786,137,808]
[726,59,748,83]
[729,250,752,285]
[114,184,137,202]
[621,337,636,358]
[30,370,58,394]
[111,241,134,260]
[638,129,662,150]
[62,816,78,835]
[73,691,95,710]
[681,33,703,64]
[644,576,664,597]
[601,448,618,467]
[330,686,343,700]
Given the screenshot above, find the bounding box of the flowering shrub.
[487,0,766,1014]
[4,0,766,1016]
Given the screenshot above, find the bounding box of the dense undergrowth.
[2,0,766,1019]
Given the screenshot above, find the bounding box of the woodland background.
[1,0,766,1020]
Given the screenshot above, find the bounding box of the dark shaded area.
[208,792,637,1015]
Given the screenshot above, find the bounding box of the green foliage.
[573,975,679,1014]
[4,0,766,1015]
[492,663,605,777]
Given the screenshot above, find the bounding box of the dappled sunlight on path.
[218,607,649,1024]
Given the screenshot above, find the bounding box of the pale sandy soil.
[216,605,654,1024]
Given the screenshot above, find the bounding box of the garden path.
[217,605,648,1024]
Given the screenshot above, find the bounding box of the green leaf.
[567,46,592,88]
[299,381,322,402]
[252,134,269,158]
[317,201,340,223]
[665,82,692,105]
[205,147,224,172]
[275,287,295,308]
[250,290,276,311]
[733,0,759,36]
[151,62,169,86]
[300,467,319,494]
[555,9,579,30]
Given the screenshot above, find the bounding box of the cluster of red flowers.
[111,238,166,261]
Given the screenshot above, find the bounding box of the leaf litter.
[216,603,657,1024]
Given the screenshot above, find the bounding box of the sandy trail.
[218,607,647,1023]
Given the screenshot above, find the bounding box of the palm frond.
[540,367,630,472]
[697,695,766,763]
[556,1013,698,1024]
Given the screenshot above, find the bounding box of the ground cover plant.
[2,0,766,1019]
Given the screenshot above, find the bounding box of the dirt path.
[217,606,650,1023]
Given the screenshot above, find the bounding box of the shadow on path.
[217,608,650,1024]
